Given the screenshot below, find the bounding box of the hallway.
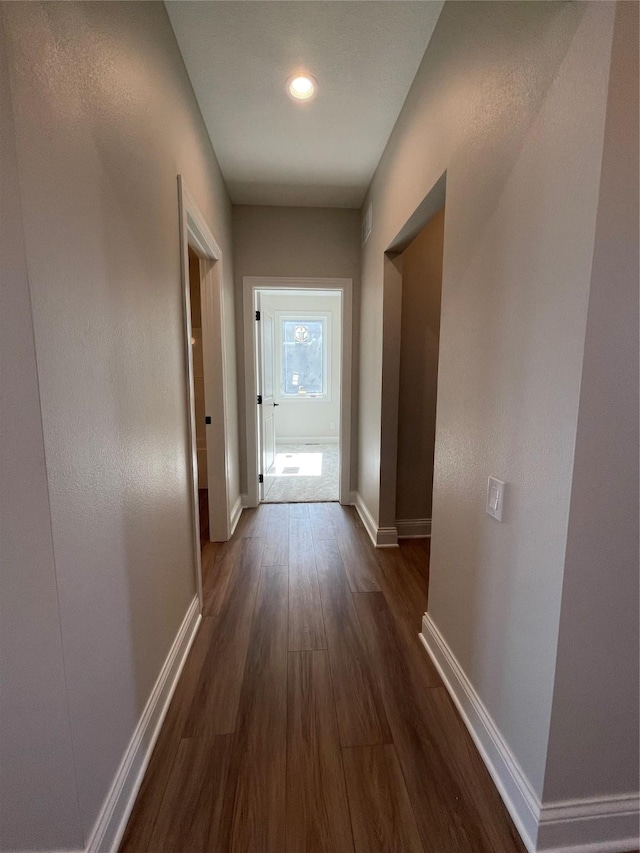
[120,503,525,853]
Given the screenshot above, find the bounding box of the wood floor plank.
[217,565,288,852]
[314,537,391,747]
[308,502,336,540]
[233,503,271,538]
[353,592,525,853]
[289,515,327,651]
[263,504,290,566]
[200,538,225,574]
[289,502,310,517]
[422,687,529,853]
[286,650,355,853]
[327,503,381,592]
[202,537,242,617]
[342,744,424,853]
[123,504,528,853]
[377,540,430,626]
[376,541,441,686]
[146,734,233,852]
[184,537,265,739]
[119,616,218,852]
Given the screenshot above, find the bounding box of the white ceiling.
[165,1,444,208]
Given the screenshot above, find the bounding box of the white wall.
[541,0,639,810]
[0,20,83,851]
[259,291,341,443]
[232,205,360,494]
[0,2,239,849]
[359,0,615,815]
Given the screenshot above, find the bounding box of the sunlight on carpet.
[263,443,339,503]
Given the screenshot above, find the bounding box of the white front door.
[257,297,277,500]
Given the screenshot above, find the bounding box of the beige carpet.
[263,442,339,503]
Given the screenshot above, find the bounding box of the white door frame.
[243,276,353,507]
[178,176,233,609]
[255,296,277,501]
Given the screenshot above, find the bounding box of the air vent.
[361,203,372,246]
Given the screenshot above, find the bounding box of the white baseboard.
[277,436,339,444]
[347,490,358,506]
[86,597,201,853]
[396,518,432,538]
[241,493,253,509]
[420,612,540,852]
[376,526,399,547]
[229,494,243,536]
[420,613,640,853]
[354,491,378,545]
[353,492,398,548]
[537,794,640,853]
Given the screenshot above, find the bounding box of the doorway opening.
[178,176,235,609]
[187,246,211,547]
[257,290,341,503]
[375,171,446,545]
[394,206,445,539]
[243,277,353,507]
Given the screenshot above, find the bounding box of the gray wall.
[0,19,83,851]
[396,208,444,525]
[0,2,238,848]
[358,0,615,798]
[232,205,360,495]
[542,0,639,805]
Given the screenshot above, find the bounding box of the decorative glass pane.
[282,320,323,396]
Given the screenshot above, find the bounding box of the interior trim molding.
[536,793,640,853]
[354,491,399,548]
[396,517,432,538]
[178,175,231,606]
[419,614,640,853]
[86,597,201,853]
[420,612,539,853]
[229,494,243,536]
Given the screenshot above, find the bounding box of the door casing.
[178,176,234,609]
[256,298,277,500]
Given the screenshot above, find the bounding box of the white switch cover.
[486,477,505,522]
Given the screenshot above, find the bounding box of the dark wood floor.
[120,502,526,853]
[199,489,209,548]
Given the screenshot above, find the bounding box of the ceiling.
[165,1,444,208]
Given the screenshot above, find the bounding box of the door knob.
[273,402,280,407]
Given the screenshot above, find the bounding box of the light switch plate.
[486,477,505,522]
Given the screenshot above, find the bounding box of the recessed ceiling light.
[287,73,317,102]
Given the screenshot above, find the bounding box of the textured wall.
[0,17,83,850]
[1,2,238,847]
[232,205,360,494]
[542,0,640,806]
[359,1,614,797]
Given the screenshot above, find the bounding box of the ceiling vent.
[361,203,372,246]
